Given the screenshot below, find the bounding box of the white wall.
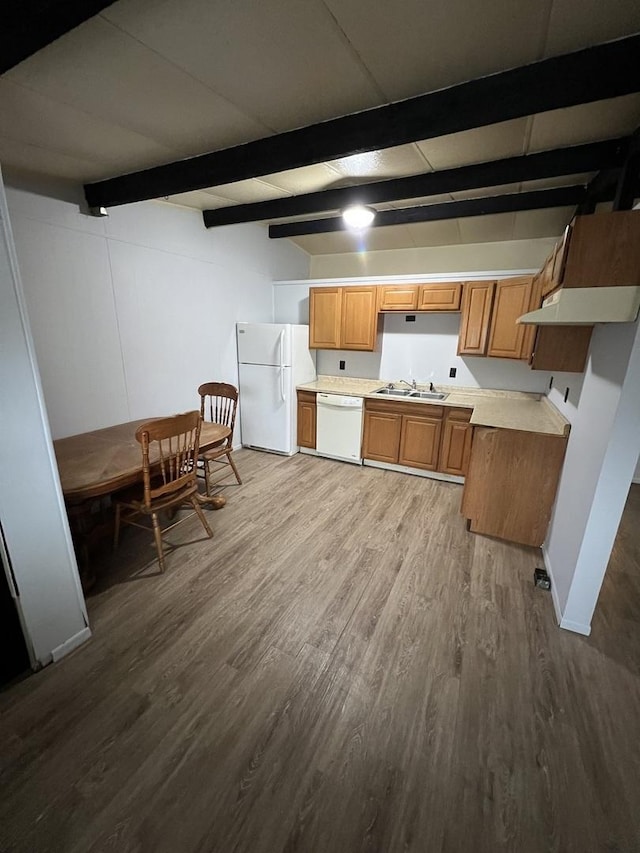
[309,238,556,278]
[0,171,89,666]
[274,277,552,393]
[7,187,309,438]
[544,319,640,634]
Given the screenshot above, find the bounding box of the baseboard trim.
[541,546,591,636]
[542,546,563,626]
[559,617,591,636]
[363,459,464,484]
[51,626,92,663]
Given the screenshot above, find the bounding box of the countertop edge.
[296,376,570,437]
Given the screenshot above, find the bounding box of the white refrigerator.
[237,323,316,455]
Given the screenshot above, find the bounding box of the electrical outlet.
[405,315,416,322]
[339,360,345,370]
[449,367,457,378]
[534,568,551,590]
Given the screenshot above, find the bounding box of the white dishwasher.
[315,393,364,464]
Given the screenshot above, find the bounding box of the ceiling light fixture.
[342,204,376,230]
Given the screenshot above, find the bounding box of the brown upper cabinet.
[561,211,640,288]
[487,276,535,360]
[378,285,418,311]
[457,281,495,356]
[341,287,380,350]
[309,286,380,351]
[377,282,463,312]
[309,287,341,349]
[417,283,462,311]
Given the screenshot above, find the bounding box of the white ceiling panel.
[528,95,640,152]
[6,17,268,158]
[450,184,521,201]
[544,0,640,57]
[416,119,530,170]
[0,136,106,183]
[0,79,172,179]
[207,179,291,205]
[512,207,576,240]
[288,224,417,255]
[164,191,237,211]
[259,163,344,195]
[457,212,515,244]
[405,219,463,247]
[328,144,430,180]
[323,0,552,101]
[102,0,383,132]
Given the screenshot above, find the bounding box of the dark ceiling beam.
[268,186,591,238]
[84,33,640,209]
[612,130,640,210]
[578,128,639,213]
[1,1,119,75]
[203,137,629,228]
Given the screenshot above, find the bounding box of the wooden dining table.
[54,418,231,504]
[54,417,231,587]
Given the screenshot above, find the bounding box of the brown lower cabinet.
[362,400,473,476]
[296,391,316,448]
[461,426,567,547]
[439,408,473,476]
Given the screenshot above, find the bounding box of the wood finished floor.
[1,451,639,853]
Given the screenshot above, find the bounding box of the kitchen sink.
[373,387,413,396]
[409,391,448,400]
[373,387,448,400]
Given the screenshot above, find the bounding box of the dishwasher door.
[315,394,364,464]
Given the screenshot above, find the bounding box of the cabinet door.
[458,281,495,355]
[461,426,568,547]
[530,325,593,373]
[562,211,640,287]
[486,276,533,359]
[417,283,462,311]
[309,287,341,349]
[296,392,316,448]
[378,285,418,311]
[362,410,402,463]
[398,415,442,470]
[439,409,473,476]
[341,287,379,350]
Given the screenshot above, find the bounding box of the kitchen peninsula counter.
[297,375,570,437]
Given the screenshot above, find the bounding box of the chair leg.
[113,503,122,551]
[227,450,242,485]
[190,496,213,539]
[203,458,211,496]
[151,512,166,573]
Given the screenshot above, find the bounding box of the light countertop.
[297,375,570,437]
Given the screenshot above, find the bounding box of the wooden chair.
[113,411,213,573]
[198,382,242,494]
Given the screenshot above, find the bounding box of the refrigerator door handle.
[279,329,286,401]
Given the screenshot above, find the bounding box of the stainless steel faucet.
[399,378,417,390]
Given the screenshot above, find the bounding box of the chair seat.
[112,411,214,572]
[117,480,199,514]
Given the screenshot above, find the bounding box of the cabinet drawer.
[378,285,418,311]
[417,283,462,311]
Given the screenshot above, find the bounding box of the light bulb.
[342,205,376,230]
